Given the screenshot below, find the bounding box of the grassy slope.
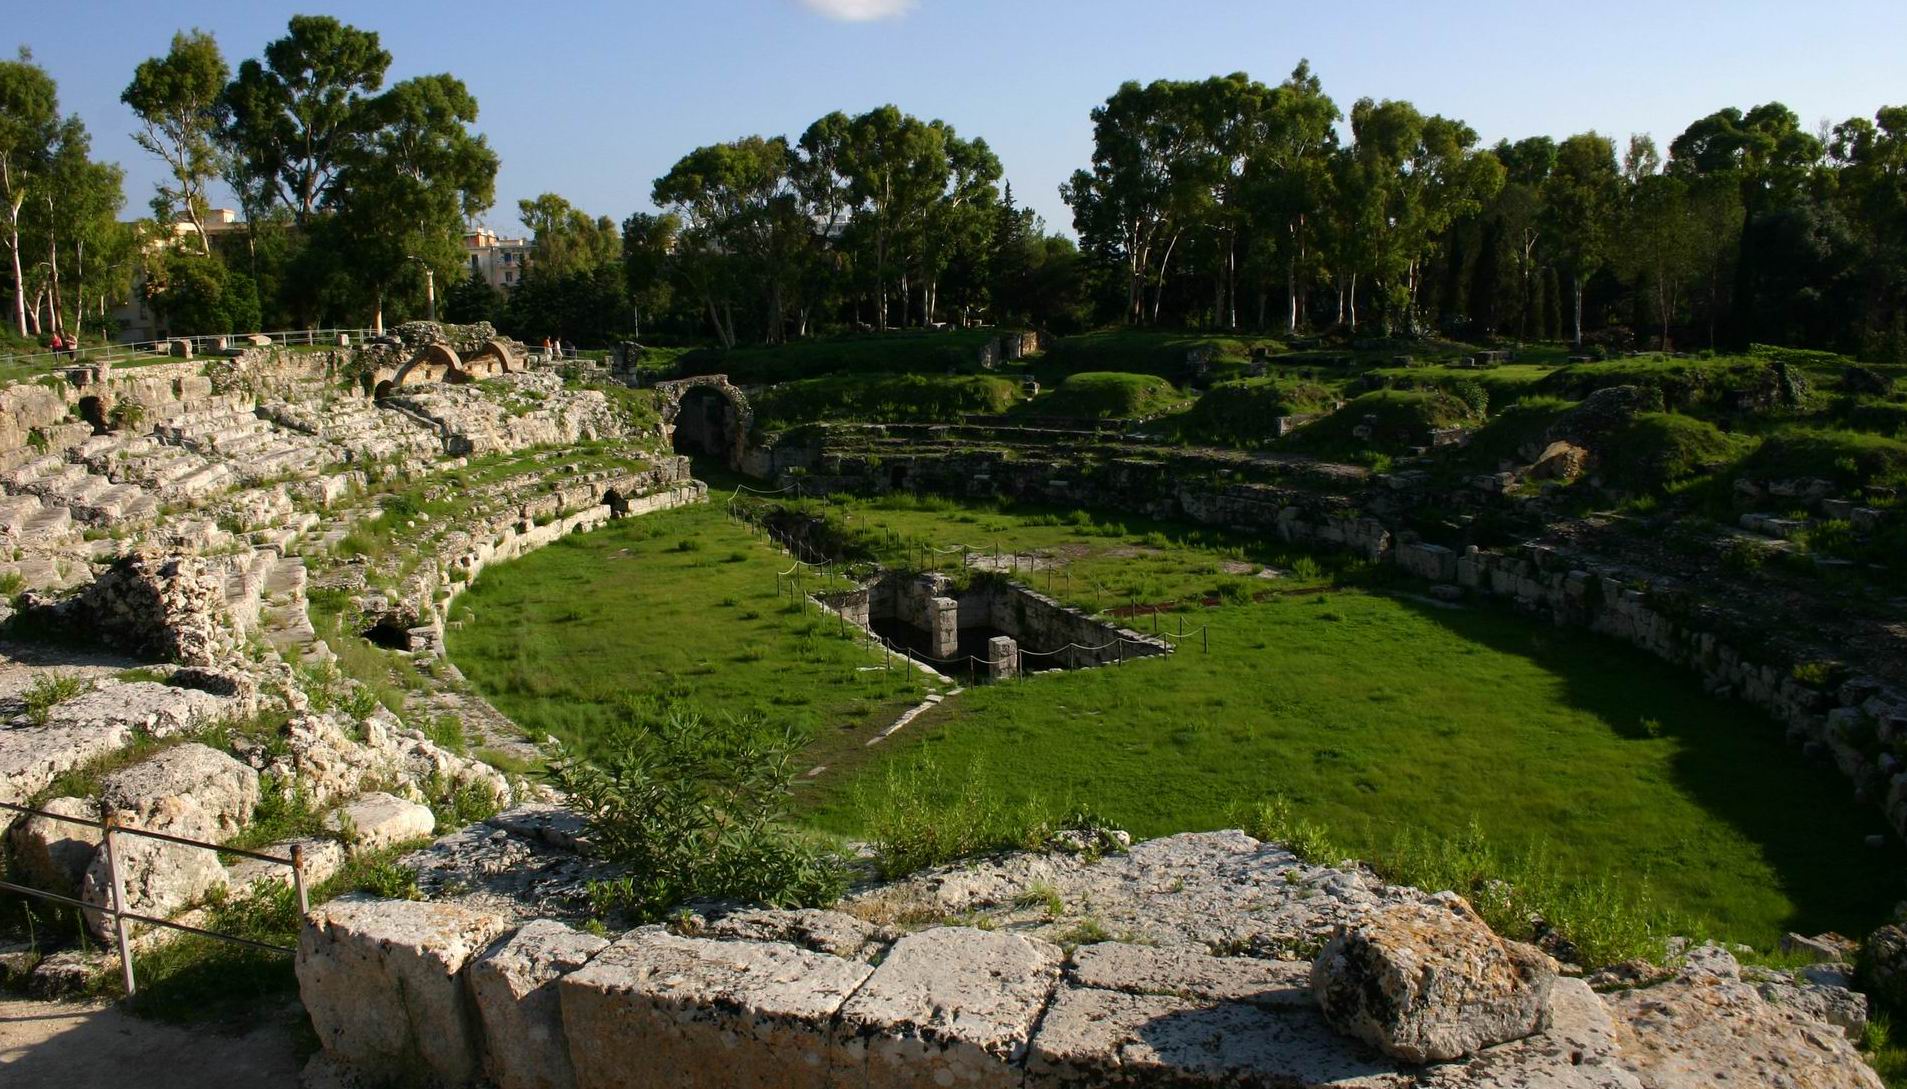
[451,492,1907,946]
[445,502,932,766]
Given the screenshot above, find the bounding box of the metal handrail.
[1,326,377,373]
[0,798,311,994]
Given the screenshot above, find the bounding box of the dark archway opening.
[362,619,413,650]
[78,396,107,434]
[373,380,395,400]
[604,488,629,517]
[672,386,739,459]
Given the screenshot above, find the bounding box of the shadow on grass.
[1390,593,1907,939]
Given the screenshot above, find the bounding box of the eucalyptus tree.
[839,106,946,329]
[1243,61,1339,333]
[1542,133,1621,347]
[29,117,126,341]
[331,74,498,333]
[1062,79,1206,324]
[651,136,796,347]
[221,15,391,224]
[123,30,229,254]
[0,50,58,336]
[918,124,1002,325]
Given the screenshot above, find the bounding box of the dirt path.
[0,995,303,1087]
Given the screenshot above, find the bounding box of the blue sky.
[13,0,1907,239]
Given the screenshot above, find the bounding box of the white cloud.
[799,0,914,21]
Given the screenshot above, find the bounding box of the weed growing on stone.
[552,699,846,922]
[22,671,89,726]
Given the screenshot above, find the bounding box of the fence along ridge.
[0,797,311,995]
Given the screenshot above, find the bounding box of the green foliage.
[1594,412,1753,492]
[22,671,88,726]
[1037,371,1182,419]
[856,750,1048,879]
[1737,428,1907,489]
[551,700,846,921]
[1285,388,1480,454]
[1184,378,1337,444]
[751,373,1020,431]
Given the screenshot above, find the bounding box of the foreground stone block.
[80,743,260,936]
[297,897,511,1086]
[0,722,135,807]
[98,741,260,840]
[325,790,435,852]
[697,907,887,959]
[559,928,873,1089]
[834,927,1061,1088]
[39,680,230,739]
[5,795,100,895]
[1312,893,1555,1062]
[468,919,609,1089]
[1026,944,1409,1088]
[1608,945,1884,1089]
[1418,977,1639,1088]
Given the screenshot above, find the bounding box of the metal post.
[291,842,310,917]
[101,817,136,996]
[1202,626,1209,652]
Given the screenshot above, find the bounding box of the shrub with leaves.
[551,700,844,921]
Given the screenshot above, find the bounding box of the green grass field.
[448,490,1907,948]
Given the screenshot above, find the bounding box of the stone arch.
[603,487,630,517]
[462,337,521,379]
[655,375,753,467]
[390,343,470,389]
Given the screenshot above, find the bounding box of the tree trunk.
[6,197,25,338]
[1348,271,1358,332]
[1572,273,1584,348]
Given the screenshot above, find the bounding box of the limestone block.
[1608,944,1883,1089]
[224,836,346,897]
[987,635,1018,680]
[559,928,873,1089]
[80,828,228,939]
[928,596,959,659]
[1418,977,1639,1088]
[468,920,609,1089]
[1066,942,1311,1005]
[39,680,231,739]
[834,927,1061,1088]
[297,898,511,1086]
[325,791,436,853]
[1024,973,1409,1088]
[5,795,101,895]
[0,722,135,807]
[1312,893,1556,1062]
[697,907,887,959]
[97,742,260,840]
[81,746,252,935]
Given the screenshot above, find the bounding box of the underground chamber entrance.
[820,569,1171,681]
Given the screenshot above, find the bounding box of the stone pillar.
[988,635,1018,681]
[336,333,352,347]
[928,596,959,660]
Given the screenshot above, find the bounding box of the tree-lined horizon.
[3,25,1904,363]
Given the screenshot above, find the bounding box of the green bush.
[551,700,846,920]
[1038,372,1182,419]
[1736,428,1907,489]
[1595,413,1753,492]
[1183,378,1337,444]
[751,373,1020,430]
[1284,389,1480,455]
[856,750,1047,878]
